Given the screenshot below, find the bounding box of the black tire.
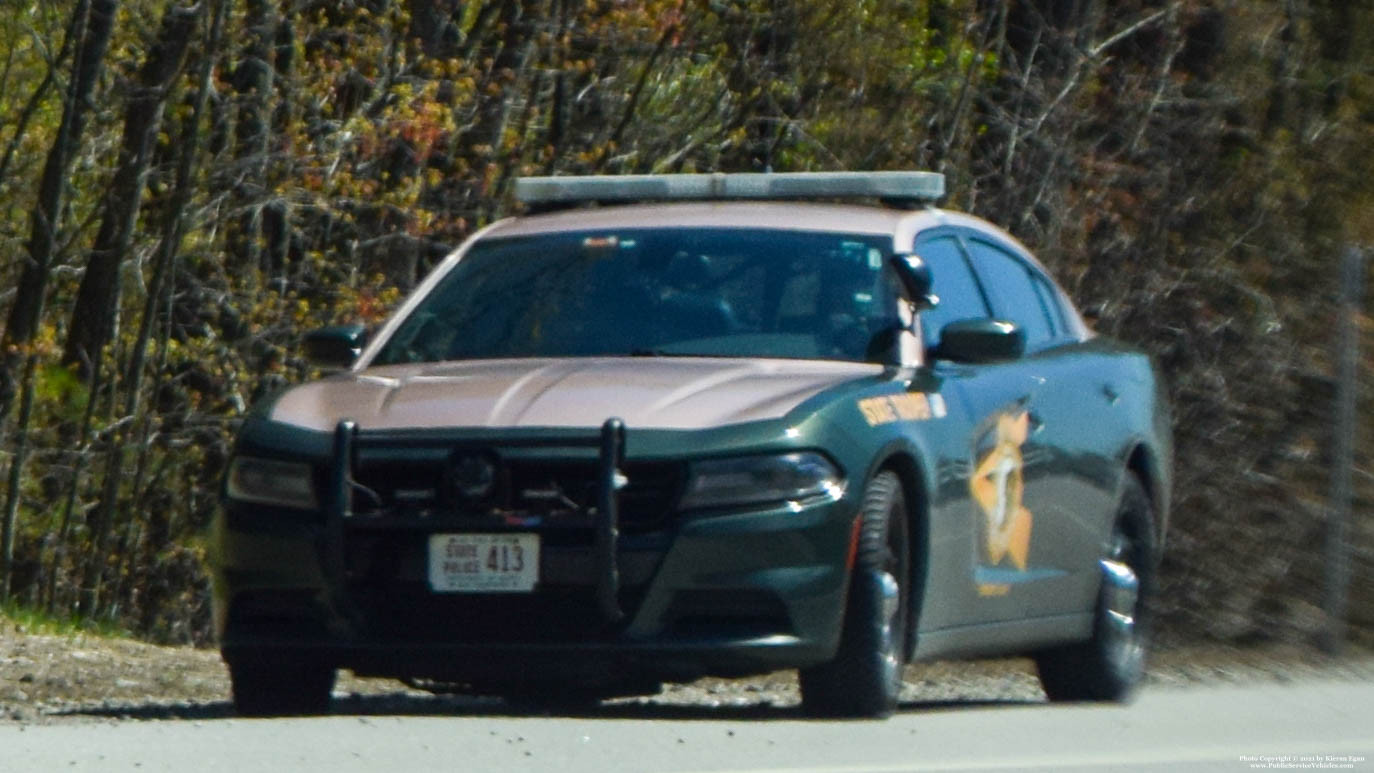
[229,653,336,717]
[502,687,605,714]
[1035,475,1156,702]
[800,470,910,718]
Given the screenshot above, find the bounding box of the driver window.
[913,236,991,349]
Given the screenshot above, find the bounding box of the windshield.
[371,227,901,365]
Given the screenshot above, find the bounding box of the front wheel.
[1035,475,1156,701]
[800,471,910,718]
[228,653,336,717]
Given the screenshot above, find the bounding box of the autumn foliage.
[0,0,1370,646]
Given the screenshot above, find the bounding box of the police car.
[213,171,1172,717]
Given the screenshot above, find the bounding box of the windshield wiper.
[626,349,724,358]
[628,348,680,357]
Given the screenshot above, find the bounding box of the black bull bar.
[323,417,630,624]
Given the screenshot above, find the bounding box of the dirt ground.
[3,614,1373,724]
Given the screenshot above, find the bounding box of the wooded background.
[0,0,1370,647]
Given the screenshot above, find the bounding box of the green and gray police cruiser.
[212,171,1172,717]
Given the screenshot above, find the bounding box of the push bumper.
[212,420,856,683]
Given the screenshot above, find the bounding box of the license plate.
[427,533,540,593]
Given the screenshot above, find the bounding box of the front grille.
[341,528,667,643]
[324,425,667,644]
[348,455,685,533]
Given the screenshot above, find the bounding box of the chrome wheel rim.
[1100,531,1143,672]
[877,570,902,686]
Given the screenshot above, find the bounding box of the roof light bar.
[514,171,945,206]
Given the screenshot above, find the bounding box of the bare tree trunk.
[0,355,39,601]
[43,360,102,615]
[132,233,183,634]
[78,0,226,619]
[454,0,540,219]
[224,0,278,271]
[0,0,115,429]
[261,2,299,282]
[542,0,572,172]
[595,25,674,172]
[0,7,82,191]
[62,2,199,379]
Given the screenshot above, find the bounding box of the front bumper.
[211,421,857,685]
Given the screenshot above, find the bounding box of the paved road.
[2,680,1371,772]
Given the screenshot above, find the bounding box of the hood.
[269,357,881,432]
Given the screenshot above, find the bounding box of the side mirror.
[934,319,1025,363]
[890,253,939,310]
[304,324,368,370]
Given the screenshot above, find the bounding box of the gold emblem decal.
[971,411,1034,571]
[857,393,947,426]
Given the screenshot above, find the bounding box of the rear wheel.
[1035,476,1155,701]
[228,653,335,717]
[800,471,910,718]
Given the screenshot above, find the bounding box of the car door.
[906,231,1053,632]
[960,233,1113,621]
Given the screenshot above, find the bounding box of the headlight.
[679,452,844,510]
[225,456,318,510]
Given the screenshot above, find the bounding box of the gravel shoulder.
[4,615,1373,724]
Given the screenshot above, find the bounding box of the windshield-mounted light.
[225,456,318,510]
[679,452,844,511]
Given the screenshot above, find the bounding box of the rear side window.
[964,238,1055,349]
[1031,273,1068,336]
[914,235,991,349]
